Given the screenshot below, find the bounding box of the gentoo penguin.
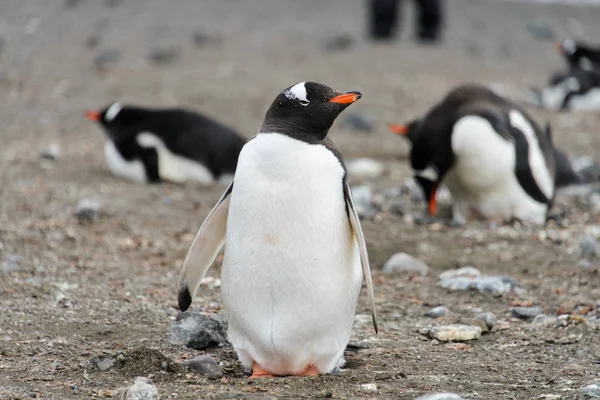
[85,103,246,184]
[555,39,600,71]
[389,84,556,226]
[177,82,377,378]
[390,118,581,188]
[526,66,600,111]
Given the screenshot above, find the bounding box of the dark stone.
[187,355,222,376]
[168,312,228,350]
[512,306,542,319]
[147,48,179,66]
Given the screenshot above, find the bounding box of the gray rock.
[192,31,220,48]
[148,47,179,65]
[125,377,158,400]
[475,312,496,331]
[439,266,481,280]
[582,383,600,398]
[512,306,542,319]
[531,314,558,327]
[439,277,479,291]
[351,185,374,218]
[383,252,429,275]
[40,144,61,160]
[168,312,228,350]
[2,254,21,274]
[580,235,599,259]
[93,49,121,71]
[416,393,464,400]
[572,156,600,183]
[342,112,374,133]
[322,34,354,51]
[401,177,425,202]
[187,355,222,377]
[420,324,481,342]
[347,158,385,180]
[425,306,449,318]
[97,356,115,371]
[75,199,101,223]
[525,21,556,41]
[476,276,517,295]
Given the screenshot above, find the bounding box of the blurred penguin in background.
[368,0,443,43]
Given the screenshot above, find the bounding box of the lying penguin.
[85,103,246,184]
[177,82,377,378]
[525,66,600,111]
[389,83,556,226]
[555,39,600,71]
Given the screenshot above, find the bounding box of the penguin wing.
[344,179,378,334]
[177,182,233,311]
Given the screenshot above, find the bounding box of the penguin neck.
[259,120,329,144]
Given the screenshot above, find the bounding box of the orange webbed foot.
[300,365,319,377]
[249,363,276,378]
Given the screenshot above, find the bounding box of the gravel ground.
[1,1,600,399]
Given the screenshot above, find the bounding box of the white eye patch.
[284,82,310,106]
[105,102,123,121]
[415,166,439,181]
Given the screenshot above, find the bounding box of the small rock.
[75,199,101,223]
[580,235,599,259]
[148,47,179,65]
[187,355,222,377]
[582,383,600,398]
[425,306,449,318]
[341,112,374,133]
[191,30,219,47]
[465,318,489,333]
[40,144,61,160]
[2,254,22,274]
[525,21,556,41]
[84,35,100,49]
[475,312,496,331]
[439,277,478,291]
[572,156,600,183]
[512,306,542,319]
[383,252,429,275]
[93,49,121,71]
[532,314,558,327]
[97,357,115,371]
[420,324,481,342]
[347,158,385,180]
[401,177,425,202]
[416,392,464,400]
[476,276,517,295]
[351,185,375,218]
[360,383,377,392]
[168,312,228,350]
[439,266,481,280]
[124,377,158,400]
[322,34,354,52]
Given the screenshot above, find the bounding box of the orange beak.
[389,123,409,135]
[328,91,362,104]
[428,183,438,216]
[85,110,101,122]
[554,41,564,55]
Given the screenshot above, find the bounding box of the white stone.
[383,252,429,275]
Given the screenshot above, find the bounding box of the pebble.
[148,47,179,65]
[572,156,600,183]
[465,318,489,333]
[187,355,222,377]
[125,377,159,400]
[97,357,115,371]
[2,254,22,274]
[341,112,374,133]
[416,392,464,400]
[75,199,101,223]
[192,30,220,48]
[351,185,375,218]
[93,49,121,71]
[512,306,542,319]
[39,144,61,160]
[383,252,430,275]
[420,324,481,342]
[425,306,449,318]
[322,34,354,51]
[168,312,228,350]
[475,312,497,331]
[360,383,377,392]
[582,383,600,398]
[476,276,514,295]
[347,158,385,180]
[554,148,582,188]
[401,177,425,202]
[439,277,479,291]
[439,266,481,280]
[580,235,599,259]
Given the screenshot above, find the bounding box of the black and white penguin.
[389,84,556,226]
[526,66,600,111]
[85,103,246,184]
[556,39,600,71]
[177,82,377,378]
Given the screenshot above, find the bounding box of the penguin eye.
[299,99,310,106]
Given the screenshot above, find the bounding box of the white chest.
[104,140,147,183]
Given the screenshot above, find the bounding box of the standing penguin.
[388,84,556,226]
[555,39,600,71]
[177,82,377,378]
[85,103,246,185]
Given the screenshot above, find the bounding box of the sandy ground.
[2,0,600,399]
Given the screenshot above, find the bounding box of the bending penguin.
[389,83,556,226]
[555,39,600,71]
[85,103,246,185]
[525,67,600,111]
[177,82,378,378]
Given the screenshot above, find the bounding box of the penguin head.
[389,118,422,144]
[85,102,146,140]
[260,81,362,141]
